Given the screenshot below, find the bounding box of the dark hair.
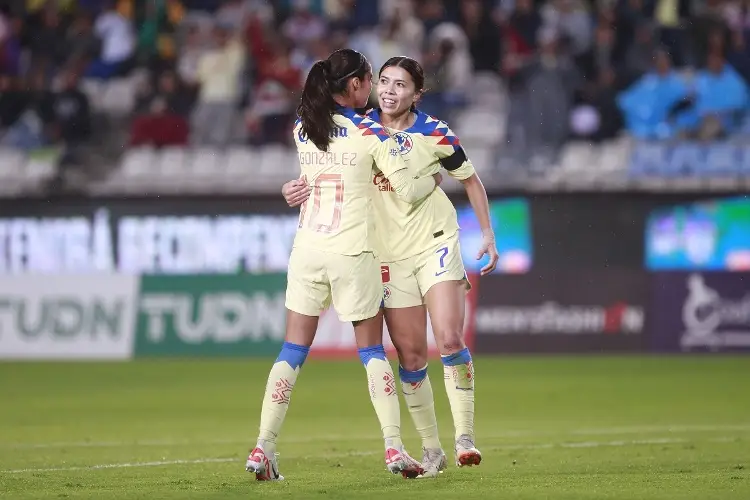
[378,56,426,111]
[297,49,370,151]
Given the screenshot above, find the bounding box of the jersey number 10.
[299,173,344,233]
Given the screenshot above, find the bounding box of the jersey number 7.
[299,173,344,233]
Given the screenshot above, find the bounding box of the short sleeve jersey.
[368,109,477,262]
[293,105,408,256]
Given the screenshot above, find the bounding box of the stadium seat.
[698,142,740,177]
[257,145,297,180]
[559,142,598,178]
[467,72,506,111]
[454,108,504,146]
[222,146,258,192]
[0,147,24,197]
[629,142,667,178]
[23,151,58,190]
[186,147,223,191]
[101,78,137,116]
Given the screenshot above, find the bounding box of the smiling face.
[377,65,420,116]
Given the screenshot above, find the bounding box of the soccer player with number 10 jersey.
[246,49,441,481]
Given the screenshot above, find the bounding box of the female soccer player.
[247,50,441,481]
[282,56,499,477]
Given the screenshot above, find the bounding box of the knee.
[399,349,427,372]
[438,328,466,355]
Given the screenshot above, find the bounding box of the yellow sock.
[400,364,442,449]
[256,342,309,452]
[441,348,475,441]
[359,345,403,449]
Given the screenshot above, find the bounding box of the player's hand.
[477,232,499,276]
[432,172,443,186]
[282,176,311,208]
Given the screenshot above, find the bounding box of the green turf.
[1,356,749,499]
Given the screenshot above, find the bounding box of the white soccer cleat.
[418,447,448,478]
[384,446,424,479]
[246,446,284,481]
[455,434,482,467]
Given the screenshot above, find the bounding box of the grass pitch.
[1,356,749,499]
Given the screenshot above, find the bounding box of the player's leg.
[331,253,422,478]
[246,248,328,480]
[382,260,446,477]
[417,237,480,467]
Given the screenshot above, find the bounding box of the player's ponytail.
[298,60,336,151]
[297,49,370,152]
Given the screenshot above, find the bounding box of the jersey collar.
[369,108,427,134]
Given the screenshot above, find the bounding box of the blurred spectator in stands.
[381,1,423,60]
[87,0,136,79]
[134,0,184,70]
[131,70,191,147]
[177,24,206,93]
[27,6,68,75]
[0,70,53,151]
[216,0,270,33]
[541,0,592,57]
[570,66,623,142]
[684,51,749,140]
[191,25,244,146]
[623,22,658,87]
[577,22,616,83]
[650,0,690,66]
[0,6,21,76]
[0,74,27,135]
[690,0,726,68]
[420,0,447,36]
[520,28,579,153]
[617,49,688,140]
[422,21,471,120]
[65,12,100,71]
[281,0,326,46]
[727,28,750,83]
[245,41,300,145]
[503,0,541,52]
[459,0,501,73]
[290,36,329,78]
[50,71,91,161]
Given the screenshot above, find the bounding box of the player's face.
[377,66,418,116]
[350,70,373,108]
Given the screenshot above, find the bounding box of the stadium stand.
[0,0,748,196]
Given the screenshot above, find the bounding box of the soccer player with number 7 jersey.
[283,56,500,478]
[246,50,441,482]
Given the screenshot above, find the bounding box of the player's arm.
[434,125,499,274]
[371,137,439,204]
[459,172,498,275]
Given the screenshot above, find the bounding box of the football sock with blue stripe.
[441,348,475,440]
[256,342,310,452]
[400,364,442,449]
[359,345,403,449]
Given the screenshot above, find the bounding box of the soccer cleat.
[384,446,424,479]
[455,434,482,467]
[246,446,284,481]
[418,447,448,478]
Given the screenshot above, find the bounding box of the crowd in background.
[0,0,749,158]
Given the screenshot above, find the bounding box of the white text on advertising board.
[476,302,645,335]
[0,209,299,274]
